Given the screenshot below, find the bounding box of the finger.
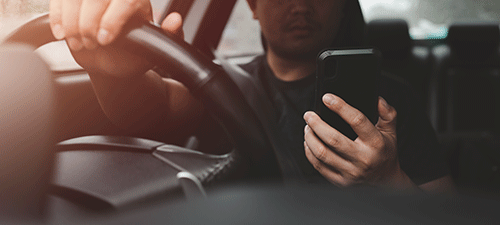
[98,0,152,45]
[322,93,380,142]
[375,96,397,133]
[161,12,184,40]
[304,124,354,169]
[79,0,111,49]
[304,143,349,187]
[303,111,357,160]
[49,0,65,39]
[61,0,84,51]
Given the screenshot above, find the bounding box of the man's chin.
[271,45,322,61]
[268,39,328,61]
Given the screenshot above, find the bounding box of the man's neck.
[266,50,316,82]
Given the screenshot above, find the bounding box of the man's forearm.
[88,70,203,135]
[88,70,169,132]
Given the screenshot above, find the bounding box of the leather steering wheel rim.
[2,13,284,179]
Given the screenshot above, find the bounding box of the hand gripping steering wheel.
[2,13,293,209]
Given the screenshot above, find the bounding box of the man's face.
[247,0,346,61]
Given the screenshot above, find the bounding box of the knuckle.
[336,179,351,188]
[347,170,360,180]
[123,0,144,10]
[346,169,364,182]
[371,134,385,150]
[63,26,79,37]
[358,158,372,173]
[312,160,323,172]
[61,24,74,35]
[62,21,79,37]
[388,108,397,120]
[325,135,340,148]
[351,114,367,127]
[78,21,95,37]
[315,145,329,162]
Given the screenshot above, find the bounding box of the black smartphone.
[314,48,381,140]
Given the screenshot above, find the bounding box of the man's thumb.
[375,97,397,133]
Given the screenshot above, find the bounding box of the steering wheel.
[2,14,286,210]
[7,14,268,150]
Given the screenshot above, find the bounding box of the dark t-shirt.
[238,55,449,185]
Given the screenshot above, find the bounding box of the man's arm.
[419,175,456,193]
[89,69,204,135]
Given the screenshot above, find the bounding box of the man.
[49,0,454,192]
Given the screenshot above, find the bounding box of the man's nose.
[288,0,313,14]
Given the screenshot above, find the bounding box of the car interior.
[0,0,499,224]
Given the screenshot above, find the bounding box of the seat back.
[365,19,433,111]
[430,22,500,133]
[430,22,500,192]
[0,44,56,220]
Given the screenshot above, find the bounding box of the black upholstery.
[365,19,411,58]
[430,22,500,132]
[52,135,239,210]
[447,22,500,61]
[365,19,433,111]
[430,22,500,191]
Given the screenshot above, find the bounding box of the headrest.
[447,22,500,59]
[365,19,411,58]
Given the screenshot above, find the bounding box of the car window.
[1,0,172,72]
[216,0,500,60]
[359,0,500,39]
[215,0,263,64]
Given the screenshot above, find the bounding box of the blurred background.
[2,0,499,45]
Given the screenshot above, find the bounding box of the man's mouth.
[288,25,314,37]
[286,18,316,36]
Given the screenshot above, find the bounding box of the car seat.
[365,19,433,113]
[430,22,500,133]
[0,44,55,220]
[429,22,500,193]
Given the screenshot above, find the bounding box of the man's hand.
[47,0,201,134]
[49,0,184,77]
[303,94,415,190]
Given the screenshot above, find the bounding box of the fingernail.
[304,125,309,133]
[67,37,83,51]
[303,111,313,123]
[165,12,182,26]
[82,37,98,50]
[97,29,111,45]
[52,24,65,40]
[323,94,335,106]
[380,96,389,108]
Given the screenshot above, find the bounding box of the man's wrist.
[377,165,418,192]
